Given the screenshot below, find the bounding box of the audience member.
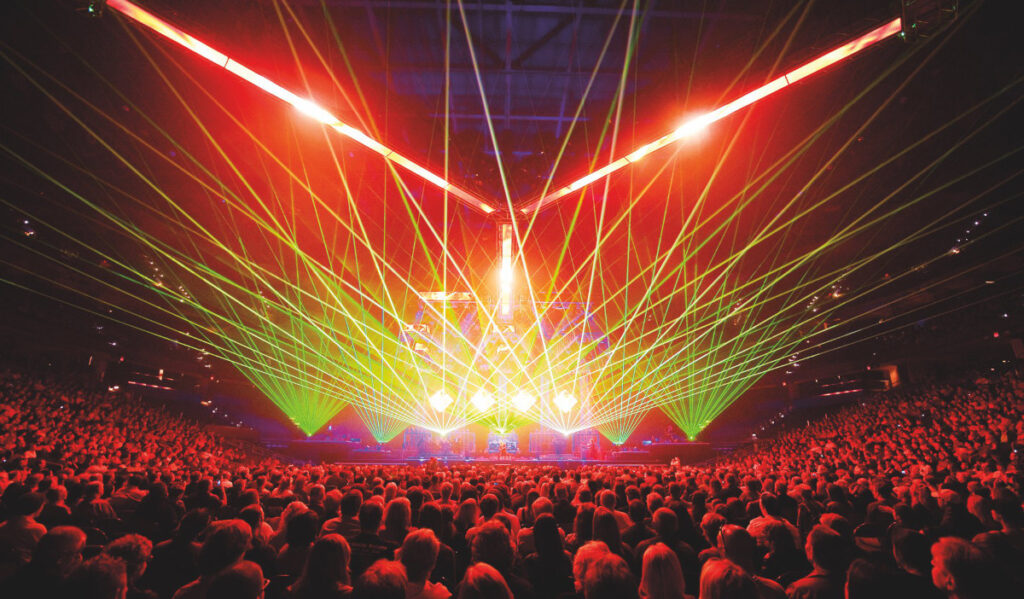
[398,529,450,599]
[172,519,252,599]
[637,543,690,599]
[207,561,266,599]
[929,536,1010,599]
[103,534,157,599]
[698,559,758,599]
[785,525,846,599]
[457,562,513,599]
[288,534,352,599]
[352,559,406,599]
[583,553,636,599]
[67,554,128,599]
[523,514,573,599]
[348,502,395,580]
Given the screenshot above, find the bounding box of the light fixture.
[428,391,453,413]
[511,391,536,412]
[104,0,497,214]
[520,18,903,214]
[552,391,577,413]
[470,390,495,412]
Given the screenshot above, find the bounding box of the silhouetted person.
[457,562,513,599]
[523,514,573,599]
[8,525,86,599]
[352,559,406,599]
[348,502,396,580]
[930,536,1010,599]
[207,561,266,599]
[699,559,758,599]
[104,534,157,599]
[399,528,450,599]
[638,542,691,599]
[67,554,128,599]
[144,509,209,599]
[288,533,353,599]
[171,519,251,599]
[583,553,637,599]
[786,525,847,599]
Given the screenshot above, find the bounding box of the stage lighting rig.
[102,0,498,215]
[553,391,578,414]
[497,221,514,319]
[512,391,536,412]
[471,391,496,412]
[900,0,959,42]
[428,391,454,413]
[519,16,905,214]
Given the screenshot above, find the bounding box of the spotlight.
[470,391,495,412]
[553,391,577,413]
[428,391,453,413]
[511,391,536,412]
[672,114,712,140]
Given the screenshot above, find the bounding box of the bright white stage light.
[553,391,577,413]
[428,391,453,413]
[672,113,713,140]
[511,391,536,412]
[470,391,495,412]
[106,0,498,215]
[519,18,903,214]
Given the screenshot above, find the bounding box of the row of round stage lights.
[427,390,577,414]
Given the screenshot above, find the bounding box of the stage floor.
[268,439,716,465]
[326,457,659,467]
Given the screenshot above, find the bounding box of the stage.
[269,439,717,465]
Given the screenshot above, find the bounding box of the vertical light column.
[499,223,513,319]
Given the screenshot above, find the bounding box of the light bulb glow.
[428,390,453,412]
[470,391,495,412]
[105,0,496,214]
[511,391,536,412]
[553,391,577,413]
[521,17,902,214]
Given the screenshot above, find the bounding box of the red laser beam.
[106,0,497,214]
[520,18,903,214]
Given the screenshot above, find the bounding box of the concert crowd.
[1,367,1022,599]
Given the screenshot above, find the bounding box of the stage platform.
[269,439,716,465]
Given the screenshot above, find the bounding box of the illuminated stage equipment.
[399,289,609,434]
[470,391,496,412]
[900,0,959,42]
[428,390,454,413]
[105,0,913,219]
[519,18,904,213]
[104,0,497,215]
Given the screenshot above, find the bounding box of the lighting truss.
[519,18,903,214]
[106,0,901,219]
[105,0,498,215]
